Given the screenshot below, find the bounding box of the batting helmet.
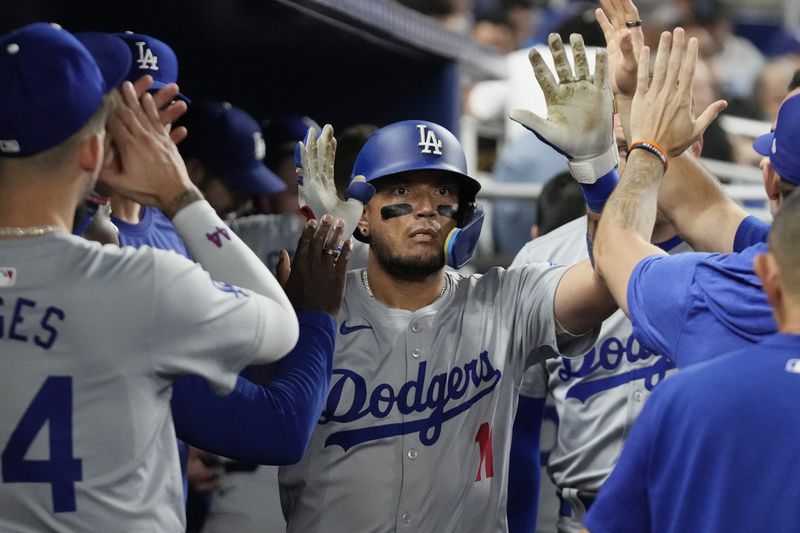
[349,120,484,269]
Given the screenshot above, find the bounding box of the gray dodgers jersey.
[512,217,685,494]
[0,233,278,532]
[279,264,597,533]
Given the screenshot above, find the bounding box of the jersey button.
[407,449,418,460]
[411,348,422,358]
[400,512,412,525]
[410,322,422,333]
[633,390,643,401]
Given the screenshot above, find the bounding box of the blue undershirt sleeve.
[733,215,770,252]
[627,253,706,365]
[170,310,335,464]
[507,394,546,533]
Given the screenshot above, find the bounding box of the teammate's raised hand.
[130,74,188,144]
[104,81,200,218]
[277,215,352,317]
[595,0,644,97]
[630,29,727,157]
[297,124,373,244]
[510,33,617,183]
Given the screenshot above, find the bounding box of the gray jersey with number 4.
[279,264,597,533]
[0,233,284,532]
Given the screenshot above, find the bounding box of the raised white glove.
[509,33,618,184]
[296,124,372,244]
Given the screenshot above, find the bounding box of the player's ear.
[78,132,104,176]
[762,160,781,201]
[358,207,370,238]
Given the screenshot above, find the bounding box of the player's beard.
[370,234,445,282]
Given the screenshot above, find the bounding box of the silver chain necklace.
[361,269,447,301]
[0,225,59,238]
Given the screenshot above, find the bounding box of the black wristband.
[628,140,669,173]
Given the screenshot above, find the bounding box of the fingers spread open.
[649,31,672,95]
[276,250,291,287]
[594,48,609,89]
[151,83,180,111]
[570,34,590,81]
[595,8,614,40]
[160,100,187,128]
[132,75,154,98]
[677,36,698,104]
[141,92,165,132]
[549,33,574,84]
[635,46,651,97]
[529,48,557,99]
[664,28,685,94]
[694,99,728,139]
[293,219,317,272]
[170,126,188,145]
[335,238,353,275]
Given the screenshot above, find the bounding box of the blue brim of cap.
[227,162,287,195]
[753,132,774,156]
[150,79,191,104]
[74,32,132,93]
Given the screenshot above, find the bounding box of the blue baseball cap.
[178,101,286,195]
[262,115,320,165]
[753,92,800,185]
[115,31,190,103]
[0,22,129,157]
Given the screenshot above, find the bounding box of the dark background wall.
[2,0,497,132]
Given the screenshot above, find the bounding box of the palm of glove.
[510,33,613,160]
[297,124,369,244]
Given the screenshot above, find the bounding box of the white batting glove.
[510,33,618,184]
[296,124,372,245]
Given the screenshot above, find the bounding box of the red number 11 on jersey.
[474,422,494,481]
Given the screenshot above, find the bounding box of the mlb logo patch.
[785,359,800,374]
[0,268,16,287]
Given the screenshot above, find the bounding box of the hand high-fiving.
[629,28,727,157]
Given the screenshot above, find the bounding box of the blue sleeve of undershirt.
[507,394,546,533]
[170,310,335,464]
[627,253,706,366]
[733,215,770,252]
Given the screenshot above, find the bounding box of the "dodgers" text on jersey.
[321,351,501,451]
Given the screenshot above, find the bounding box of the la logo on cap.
[135,41,158,71]
[772,137,777,154]
[417,124,443,155]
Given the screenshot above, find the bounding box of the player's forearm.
[594,150,667,314]
[171,311,335,464]
[596,150,662,256]
[171,200,298,351]
[656,152,747,253]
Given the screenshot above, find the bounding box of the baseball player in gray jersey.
[510,107,704,532]
[277,87,618,530]
[513,216,688,532]
[0,24,312,531]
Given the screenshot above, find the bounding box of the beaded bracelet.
[628,139,669,173]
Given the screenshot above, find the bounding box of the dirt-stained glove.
[296,124,373,246]
[510,33,618,184]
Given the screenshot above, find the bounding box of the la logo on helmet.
[417,124,443,155]
[135,41,159,71]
